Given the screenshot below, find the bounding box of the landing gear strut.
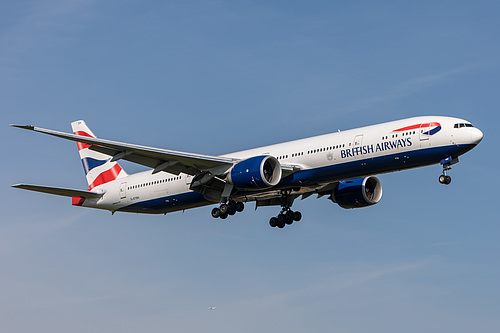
[211,200,244,220]
[269,190,302,228]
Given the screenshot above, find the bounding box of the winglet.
[10,124,35,130]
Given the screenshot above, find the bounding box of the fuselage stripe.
[393,122,441,132]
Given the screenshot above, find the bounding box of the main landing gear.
[211,200,244,220]
[210,190,303,228]
[269,209,302,228]
[269,190,302,229]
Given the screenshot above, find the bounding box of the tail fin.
[71,120,128,189]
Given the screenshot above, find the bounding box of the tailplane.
[71,120,128,189]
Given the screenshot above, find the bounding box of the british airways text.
[341,138,412,158]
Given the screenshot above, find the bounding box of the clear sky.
[1,1,499,332]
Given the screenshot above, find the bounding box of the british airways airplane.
[11,116,483,228]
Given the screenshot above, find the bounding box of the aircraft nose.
[470,127,483,145]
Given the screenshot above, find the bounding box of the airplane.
[11,116,483,228]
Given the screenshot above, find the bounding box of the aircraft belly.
[118,191,209,214]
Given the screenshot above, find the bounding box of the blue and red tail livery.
[71,120,128,190]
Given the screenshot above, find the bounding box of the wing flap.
[12,184,103,198]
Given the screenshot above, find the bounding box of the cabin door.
[120,182,127,199]
[353,135,364,147]
[419,124,430,141]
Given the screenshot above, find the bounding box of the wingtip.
[10,124,35,130]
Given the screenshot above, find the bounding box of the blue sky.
[1,1,499,332]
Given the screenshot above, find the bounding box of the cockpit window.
[454,123,474,128]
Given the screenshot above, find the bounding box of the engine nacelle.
[227,155,282,190]
[332,176,383,209]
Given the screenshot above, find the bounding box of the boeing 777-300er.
[11,116,483,228]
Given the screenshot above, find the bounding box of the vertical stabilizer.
[71,120,128,189]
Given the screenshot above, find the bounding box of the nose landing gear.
[439,156,458,185]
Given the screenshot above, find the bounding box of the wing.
[11,124,236,176]
[12,184,103,198]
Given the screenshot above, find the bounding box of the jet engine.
[331,176,383,209]
[227,155,282,190]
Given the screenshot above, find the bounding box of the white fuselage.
[83,116,482,214]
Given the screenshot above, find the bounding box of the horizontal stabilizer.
[12,184,103,198]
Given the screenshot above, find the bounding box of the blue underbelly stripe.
[119,191,208,214]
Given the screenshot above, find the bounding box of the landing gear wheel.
[211,208,221,218]
[220,212,228,219]
[227,200,237,215]
[285,210,294,225]
[227,200,237,212]
[236,202,245,212]
[293,211,302,222]
[439,175,451,185]
[269,217,278,228]
[277,214,286,228]
[219,203,228,215]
